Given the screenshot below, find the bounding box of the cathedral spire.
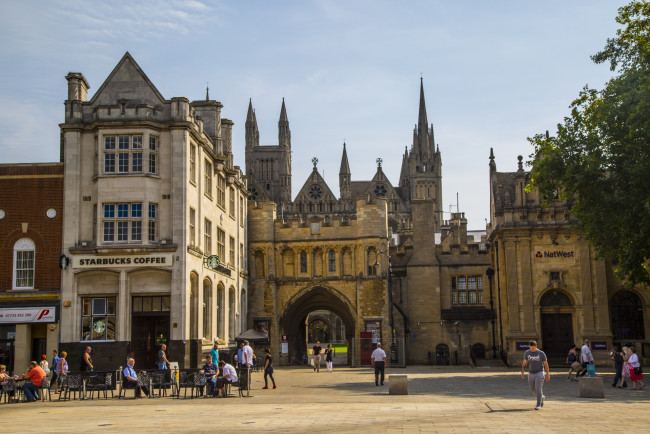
[278,98,291,148]
[339,142,350,175]
[339,142,351,200]
[418,77,428,132]
[245,98,259,148]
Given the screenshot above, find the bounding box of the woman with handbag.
[624,346,645,390]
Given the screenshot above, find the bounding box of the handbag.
[634,366,643,375]
[586,363,596,377]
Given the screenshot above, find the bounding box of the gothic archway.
[539,289,574,359]
[280,285,356,366]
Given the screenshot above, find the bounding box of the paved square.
[3,366,648,432]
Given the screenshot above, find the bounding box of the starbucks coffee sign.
[72,253,174,269]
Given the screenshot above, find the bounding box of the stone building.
[487,152,649,365]
[0,163,63,375]
[59,53,248,370]
[245,80,495,365]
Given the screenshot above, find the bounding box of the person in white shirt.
[579,339,594,377]
[624,346,645,390]
[370,343,387,386]
[240,340,254,390]
[216,360,238,397]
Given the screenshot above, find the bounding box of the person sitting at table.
[0,364,16,402]
[123,358,149,398]
[216,360,238,398]
[22,361,46,402]
[201,355,219,397]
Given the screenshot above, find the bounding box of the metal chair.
[1,378,18,403]
[36,377,52,401]
[60,374,83,401]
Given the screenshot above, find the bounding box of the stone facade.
[59,53,248,370]
[488,153,649,365]
[245,80,494,365]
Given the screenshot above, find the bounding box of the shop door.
[541,313,573,360]
[360,331,372,365]
[131,315,170,369]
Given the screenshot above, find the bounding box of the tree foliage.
[527,1,650,284]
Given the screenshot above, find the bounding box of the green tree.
[527,1,650,284]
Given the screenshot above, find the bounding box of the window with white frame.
[81,297,116,341]
[149,136,158,174]
[189,207,196,247]
[217,228,225,261]
[189,143,196,184]
[451,275,483,305]
[229,187,235,218]
[204,160,213,198]
[103,203,142,243]
[217,175,225,208]
[103,135,143,174]
[13,238,35,289]
[229,236,235,266]
[239,196,244,227]
[148,203,158,242]
[204,219,212,255]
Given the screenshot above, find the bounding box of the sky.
[0,1,625,229]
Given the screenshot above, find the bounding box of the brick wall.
[0,163,63,292]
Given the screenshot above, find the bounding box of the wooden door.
[541,313,573,360]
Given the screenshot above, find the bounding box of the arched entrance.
[540,289,574,361]
[611,290,645,341]
[280,285,356,366]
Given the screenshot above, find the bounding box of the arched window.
[611,291,645,340]
[228,287,236,341]
[367,248,378,276]
[217,284,225,339]
[14,238,35,289]
[203,279,212,340]
[328,250,336,272]
[300,251,307,273]
[540,290,572,306]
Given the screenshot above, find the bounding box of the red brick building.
[0,163,63,374]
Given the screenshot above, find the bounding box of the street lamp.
[374,249,398,363]
[486,267,496,358]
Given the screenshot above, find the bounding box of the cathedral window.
[308,185,323,200]
[248,186,258,201]
[373,184,387,197]
[451,275,483,305]
[300,251,307,273]
[328,250,336,272]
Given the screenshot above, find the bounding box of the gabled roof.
[295,166,337,201]
[89,52,166,106]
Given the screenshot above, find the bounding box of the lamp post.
[375,249,398,363]
[486,267,496,358]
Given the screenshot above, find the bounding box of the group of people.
[311,341,335,373]
[565,339,595,380]
[610,344,645,390]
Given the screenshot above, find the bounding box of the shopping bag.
[586,363,596,377]
[310,357,314,367]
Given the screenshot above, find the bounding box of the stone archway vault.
[280,285,356,365]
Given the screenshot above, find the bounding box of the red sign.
[281,335,288,343]
[0,307,56,323]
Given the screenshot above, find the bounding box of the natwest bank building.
[0,163,63,375]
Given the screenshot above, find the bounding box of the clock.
[47,208,57,218]
[308,185,322,200]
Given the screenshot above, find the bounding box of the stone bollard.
[389,374,408,395]
[579,376,604,398]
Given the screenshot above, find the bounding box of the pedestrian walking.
[624,346,645,390]
[579,339,594,377]
[325,344,334,372]
[50,350,60,390]
[312,341,322,372]
[371,342,387,386]
[80,345,94,371]
[611,345,625,388]
[566,344,581,381]
[262,348,276,389]
[521,340,550,410]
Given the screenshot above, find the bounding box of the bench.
[579,376,604,398]
[389,374,408,395]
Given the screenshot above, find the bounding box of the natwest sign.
[0,307,56,323]
[535,250,575,259]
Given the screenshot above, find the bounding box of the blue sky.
[0,1,623,229]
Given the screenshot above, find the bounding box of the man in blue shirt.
[50,350,60,390]
[123,358,149,398]
[210,343,219,365]
[201,355,219,397]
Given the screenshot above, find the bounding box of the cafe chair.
[1,378,18,403]
[36,377,52,401]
